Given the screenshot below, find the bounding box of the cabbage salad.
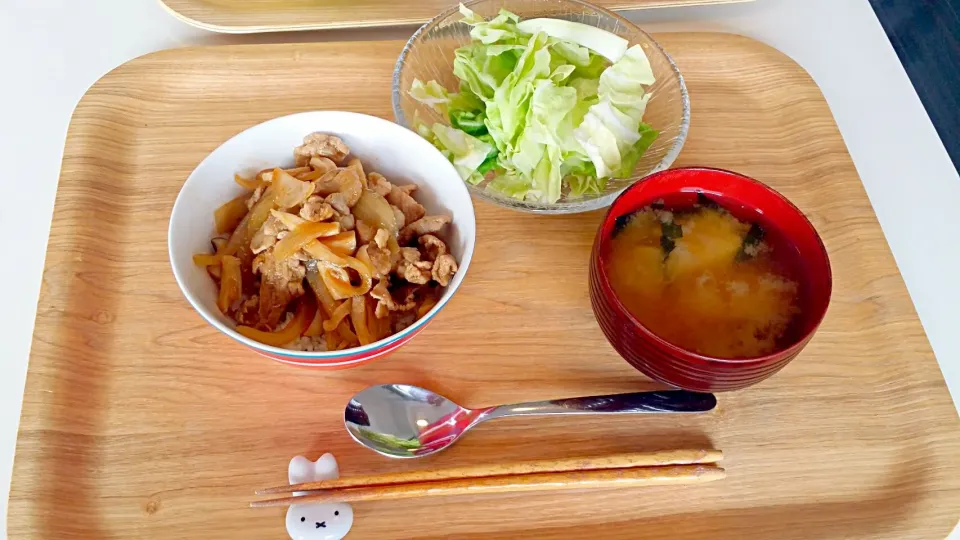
[410,5,659,204]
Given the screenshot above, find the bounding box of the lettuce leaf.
[618,122,660,177]
[487,32,552,151]
[487,172,533,200]
[450,109,488,136]
[409,6,660,204]
[410,78,486,117]
[409,79,453,113]
[459,5,523,45]
[419,123,495,184]
[598,44,655,121]
[573,45,657,178]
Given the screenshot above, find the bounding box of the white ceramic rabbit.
[285,454,354,540]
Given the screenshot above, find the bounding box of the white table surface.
[2,0,958,536]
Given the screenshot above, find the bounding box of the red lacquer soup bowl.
[589,167,832,391]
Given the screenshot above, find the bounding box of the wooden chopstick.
[257,449,723,495]
[250,464,725,507]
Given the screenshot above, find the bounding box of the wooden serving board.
[10,34,960,539]
[158,0,755,33]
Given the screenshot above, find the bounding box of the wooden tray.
[159,0,755,33]
[9,34,960,539]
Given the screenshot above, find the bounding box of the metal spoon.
[344,384,717,458]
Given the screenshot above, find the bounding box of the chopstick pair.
[251,449,724,508]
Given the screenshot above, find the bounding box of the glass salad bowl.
[392,0,690,214]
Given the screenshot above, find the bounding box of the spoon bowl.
[345,384,717,458]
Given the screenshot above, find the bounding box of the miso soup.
[606,197,802,359]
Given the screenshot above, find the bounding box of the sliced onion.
[353,189,397,233]
[272,221,340,260]
[272,168,315,209]
[317,257,373,300]
[320,231,357,257]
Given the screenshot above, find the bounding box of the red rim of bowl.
[594,166,833,365]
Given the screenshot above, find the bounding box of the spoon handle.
[479,390,716,422]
